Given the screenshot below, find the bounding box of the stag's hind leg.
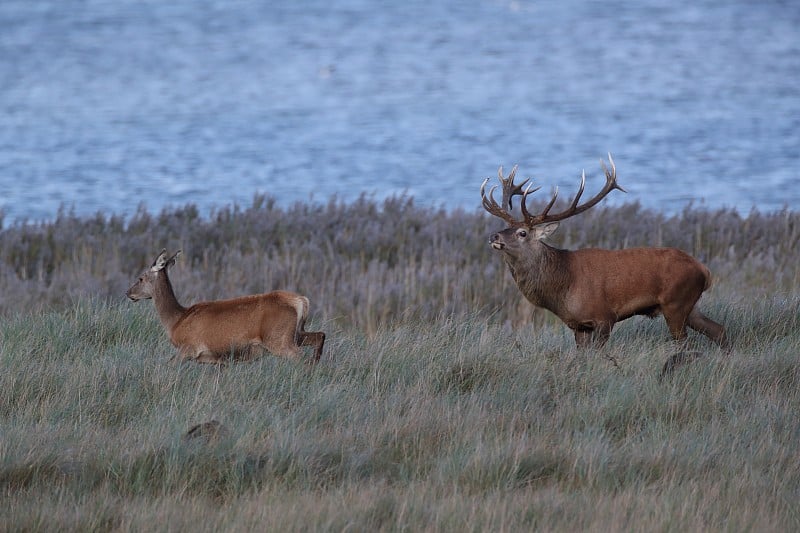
[662,300,696,343]
[687,309,729,351]
[659,305,729,379]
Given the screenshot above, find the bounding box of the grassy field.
[1,197,799,531]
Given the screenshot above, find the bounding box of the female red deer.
[481,155,728,358]
[126,250,325,364]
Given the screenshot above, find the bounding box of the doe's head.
[126,249,182,301]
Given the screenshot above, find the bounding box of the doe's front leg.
[194,350,225,365]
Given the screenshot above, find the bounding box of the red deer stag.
[126,250,325,364]
[481,155,728,356]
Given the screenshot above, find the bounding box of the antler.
[481,154,626,227]
[480,165,533,226]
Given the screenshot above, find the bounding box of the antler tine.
[497,165,530,209]
[480,177,519,226]
[601,153,626,193]
[481,165,534,226]
[567,171,587,211]
[524,154,625,226]
[520,183,555,222]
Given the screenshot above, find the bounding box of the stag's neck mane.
[153,270,187,332]
[505,241,571,313]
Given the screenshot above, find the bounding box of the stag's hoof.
[659,350,704,380]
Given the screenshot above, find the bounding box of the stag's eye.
[516,229,527,239]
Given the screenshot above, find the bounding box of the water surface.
[1,0,798,223]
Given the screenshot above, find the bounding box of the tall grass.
[1,197,799,530]
[1,196,798,331]
[1,298,798,530]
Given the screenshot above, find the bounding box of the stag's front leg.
[573,320,613,348]
[574,329,593,348]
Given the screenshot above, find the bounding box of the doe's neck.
[152,271,187,331]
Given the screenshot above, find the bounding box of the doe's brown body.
[127,250,325,364]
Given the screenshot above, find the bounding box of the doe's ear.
[151,249,169,271]
[532,222,560,240]
[165,250,182,269]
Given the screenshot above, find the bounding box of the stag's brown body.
[482,156,728,350]
[127,250,325,364]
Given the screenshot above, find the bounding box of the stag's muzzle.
[490,233,505,250]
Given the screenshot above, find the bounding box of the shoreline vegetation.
[1,195,799,530]
[1,195,798,327]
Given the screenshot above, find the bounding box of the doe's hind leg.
[237,342,268,362]
[267,339,302,362]
[299,331,326,362]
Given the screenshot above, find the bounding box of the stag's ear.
[532,222,559,240]
[151,249,169,271]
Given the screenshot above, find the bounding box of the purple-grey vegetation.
[1,196,797,332]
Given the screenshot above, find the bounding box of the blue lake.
[1,0,798,224]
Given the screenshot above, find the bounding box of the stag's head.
[126,249,182,301]
[481,155,624,258]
